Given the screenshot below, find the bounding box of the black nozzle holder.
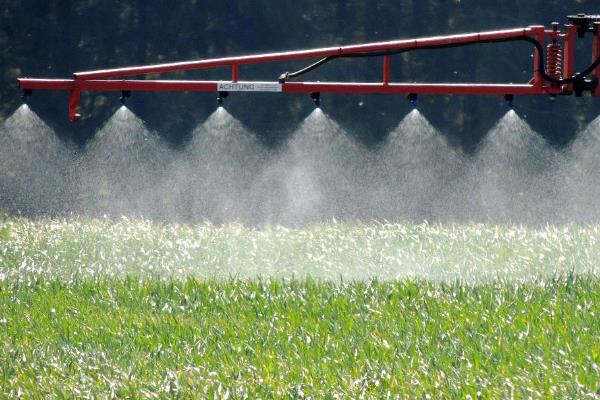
[120,90,131,104]
[408,93,418,109]
[21,89,32,103]
[217,91,229,105]
[310,92,321,107]
[572,73,599,97]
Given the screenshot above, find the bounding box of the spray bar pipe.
[17,79,542,94]
[16,19,600,121]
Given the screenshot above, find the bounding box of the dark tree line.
[1,0,599,149]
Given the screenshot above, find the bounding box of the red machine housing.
[17,20,600,122]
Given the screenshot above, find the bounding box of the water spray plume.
[168,107,265,223]
[472,110,560,224]
[0,105,72,216]
[259,108,368,225]
[376,109,464,221]
[563,115,600,223]
[78,106,173,219]
[4,93,600,227]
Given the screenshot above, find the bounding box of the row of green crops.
[1,216,599,397]
[1,278,599,397]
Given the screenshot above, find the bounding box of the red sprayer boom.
[17,14,600,121]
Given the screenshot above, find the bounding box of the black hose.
[279,36,600,86]
[577,53,600,78]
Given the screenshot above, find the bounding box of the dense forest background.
[1,0,599,150]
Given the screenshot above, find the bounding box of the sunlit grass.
[1,216,599,283]
[1,216,599,397]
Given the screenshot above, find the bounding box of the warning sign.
[217,82,282,92]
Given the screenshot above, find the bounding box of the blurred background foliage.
[1,0,599,150]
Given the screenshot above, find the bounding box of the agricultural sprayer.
[16,14,600,122]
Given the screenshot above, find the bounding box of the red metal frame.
[17,24,600,121]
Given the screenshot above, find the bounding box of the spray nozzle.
[120,90,131,105]
[21,89,32,103]
[310,92,321,108]
[408,93,418,109]
[504,94,514,109]
[572,74,599,97]
[217,91,229,106]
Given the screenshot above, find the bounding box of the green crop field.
[1,216,599,398]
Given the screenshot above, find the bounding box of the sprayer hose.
[281,36,600,86]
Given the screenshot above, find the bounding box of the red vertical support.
[231,64,239,82]
[383,55,391,85]
[68,89,81,122]
[563,24,577,93]
[530,26,546,88]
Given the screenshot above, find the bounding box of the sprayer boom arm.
[16,20,600,121]
[70,28,533,80]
